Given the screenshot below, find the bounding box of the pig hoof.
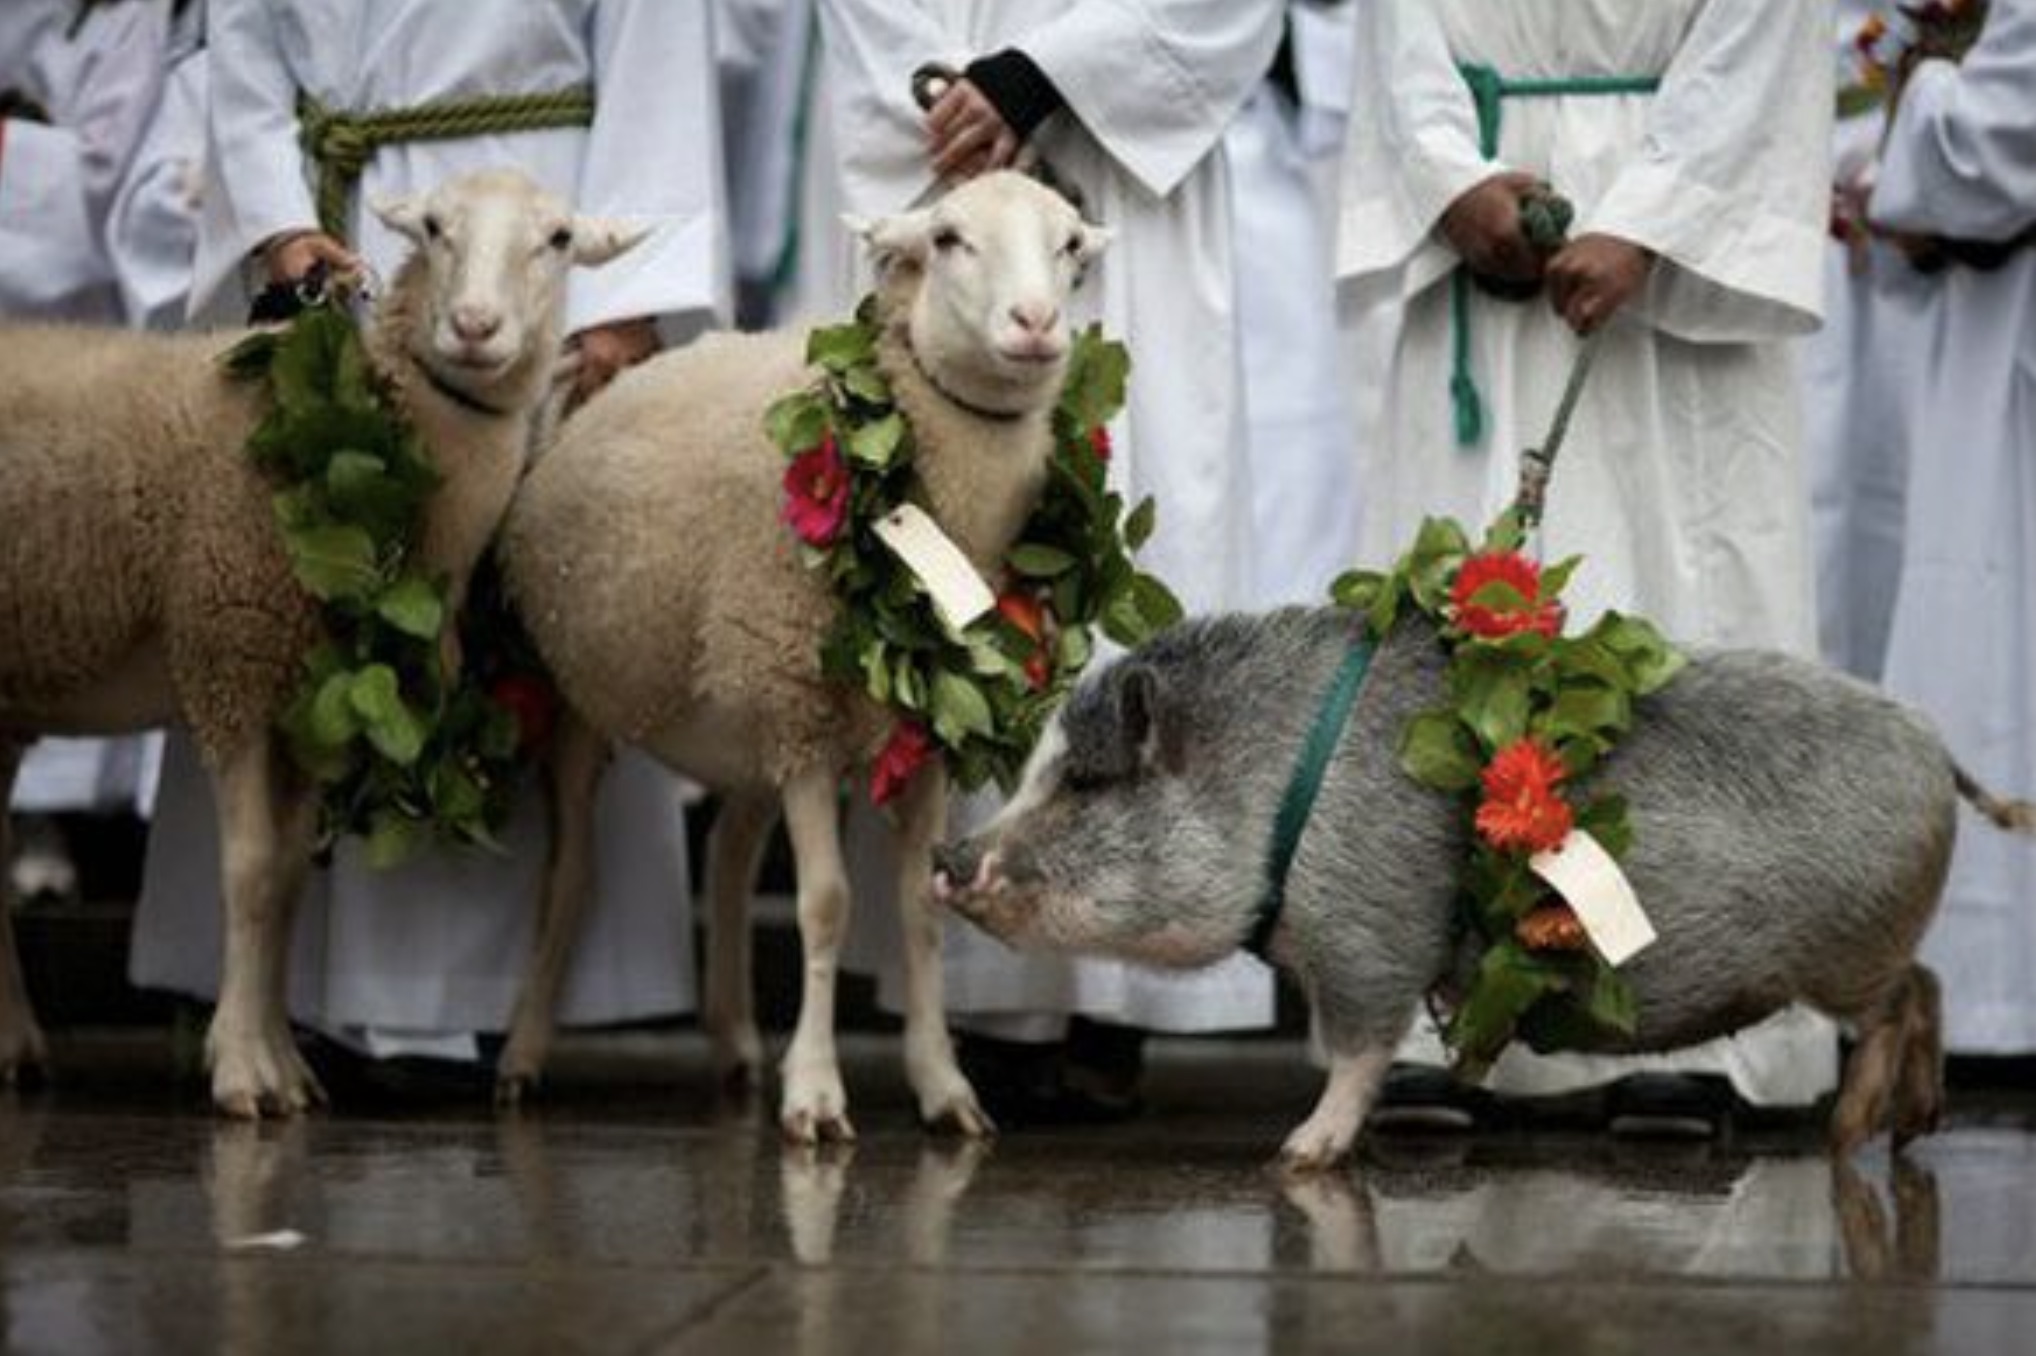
[1278,1127,1355,1175]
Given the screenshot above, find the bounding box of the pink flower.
[781,434,850,546]
[870,719,934,806]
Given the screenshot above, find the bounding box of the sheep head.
[372,168,647,409]
[853,172,1111,418]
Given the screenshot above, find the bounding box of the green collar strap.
[1447,63,1662,448]
[1247,633,1375,961]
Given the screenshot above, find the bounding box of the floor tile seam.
[730,1260,2036,1296]
[623,1264,774,1355]
[0,1247,775,1282]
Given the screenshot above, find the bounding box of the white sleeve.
[1583,0,1831,340]
[1014,0,1285,199]
[192,0,318,315]
[815,0,957,219]
[1333,0,1495,290]
[569,0,732,334]
[108,51,207,331]
[1871,0,2036,241]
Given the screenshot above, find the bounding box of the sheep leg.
[889,767,991,1136]
[0,739,50,1083]
[778,767,854,1144]
[206,739,324,1119]
[498,715,610,1105]
[702,791,776,1094]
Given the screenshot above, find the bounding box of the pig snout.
[932,840,1001,906]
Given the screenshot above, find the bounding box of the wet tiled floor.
[3,1030,2033,1354]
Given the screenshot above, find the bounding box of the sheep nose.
[452,305,503,342]
[1008,302,1060,336]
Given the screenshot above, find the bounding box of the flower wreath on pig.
[1320,512,1686,1076]
[768,296,1181,805]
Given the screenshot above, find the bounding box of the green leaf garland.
[224,299,534,864]
[1332,508,1687,1078]
[769,296,1180,798]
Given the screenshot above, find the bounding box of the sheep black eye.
[932,226,965,253]
[548,226,573,251]
[1063,232,1083,257]
[423,214,443,241]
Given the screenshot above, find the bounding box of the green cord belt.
[297,85,597,238]
[1447,64,1660,448]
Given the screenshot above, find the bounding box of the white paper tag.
[224,1230,309,1252]
[1529,829,1657,966]
[872,503,996,631]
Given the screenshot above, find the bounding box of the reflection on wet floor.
[1,1032,2033,1353]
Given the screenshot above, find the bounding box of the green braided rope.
[1446,64,1658,448]
[298,86,596,238]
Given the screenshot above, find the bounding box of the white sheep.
[0,168,642,1116]
[497,171,1110,1141]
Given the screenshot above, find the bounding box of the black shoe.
[1367,1062,1494,1133]
[1604,1073,1737,1140]
[954,1031,1143,1128]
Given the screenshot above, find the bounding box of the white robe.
[129,0,729,1051]
[716,0,813,324]
[817,0,1284,1034]
[1804,0,1940,686]
[1232,7,1358,612]
[1337,0,1838,1104]
[2,0,171,817]
[1871,0,2036,1054]
[106,26,207,333]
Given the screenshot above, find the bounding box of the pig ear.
[1117,665,1183,776]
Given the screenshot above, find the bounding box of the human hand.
[1545,233,1654,335]
[261,229,362,287]
[565,316,660,411]
[1438,171,1547,283]
[926,78,1021,181]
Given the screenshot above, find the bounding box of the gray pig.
[931,607,2035,1171]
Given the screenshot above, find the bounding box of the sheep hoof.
[0,1017,49,1087]
[780,1107,856,1146]
[1277,1125,1356,1177]
[495,1073,538,1109]
[921,1091,996,1140]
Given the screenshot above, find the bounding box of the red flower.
[489,674,557,753]
[997,591,1054,691]
[1516,903,1589,952]
[781,434,850,546]
[1474,738,1574,855]
[870,719,934,806]
[1450,551,1564,640]
[1088,424,1112,462]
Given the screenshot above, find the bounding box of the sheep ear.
[568,216,652,267]
[848,208,932,275]
[372,193,429,243]
[1074,222,1113,264]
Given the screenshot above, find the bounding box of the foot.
[1365,1063,1490,1133]
[208,1020,326,1119]
[780,1058,855,1145]
[1605,1073,1736,1140]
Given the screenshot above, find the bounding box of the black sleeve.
[963,49,1065,143]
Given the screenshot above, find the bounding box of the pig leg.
[1280,1043,1396,1173]
[779,767,855,1144]
[1830,977,1911,1156]
[1890,964,1945,1150]
[499,716,610,1104]
[888,767,992,1136]
[702,791,777,1094]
